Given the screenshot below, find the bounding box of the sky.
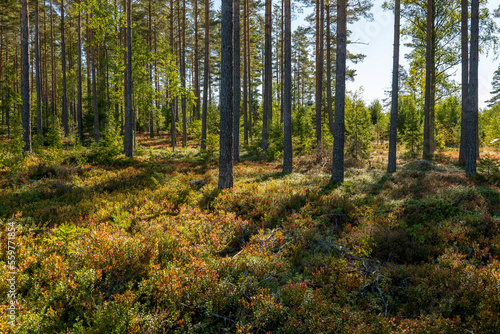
[341,0,500,110]
[216,0,499,110]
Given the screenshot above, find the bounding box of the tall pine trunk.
[262,0,272,153]
[315,0,324,147]
[423,0,435,160]
[170,0,176,150]
[61,0,69,136]
[326,4,333,135]
[181,0,187,147]
[90,18,99,143]
[35,0,42,143]
[218,0,233,189]
[193,0,200,120]
[466,0,479,176]
[233,0,241,162]
[22,0,31,153]
[283,0,292,173]
[387,0,400,173]
[201,0,209,150]
[332,0,347,183]
[124,0,133,157]
[50,0,56,125]
[77,0,83,142]
[243,0,248,145]
[458,0,468,166]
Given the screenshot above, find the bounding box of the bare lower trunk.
[219,0,233,189]
[387,0,400,173]
[332,0,347,183]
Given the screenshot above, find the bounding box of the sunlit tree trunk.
[332,0,347,183]
[233,0,241,162]
[124,0,133,157]
[283,0,292,173]
[423,0,435,159]
[22,0,31,153]
[466,0,479,176]
[219,0,234,189]
[387,0,400,173]
[201,0,209,150]
[35,0,42,143]
[61,0,69,136]
[458,0,468,166]
[262,0,272,152]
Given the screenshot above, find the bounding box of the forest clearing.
[2,0,500,332]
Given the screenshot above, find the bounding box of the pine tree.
[486,64,500,107]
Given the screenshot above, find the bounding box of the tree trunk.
[326,4,333,135]
[149,0,154,138]
[50,0,56,125]
[61,0,69,136]
[124,0,133,157]
[459,0,468,165]
[77,0,83,142]
[283,0,292,173]
[315,0,325,147]
[219,0,233,189]
[181,0,187,147]
[262,0,272,153]
[387,0,400,173]
[233,0,241,162]
[243,0,248,145]
[22,0,31,153]
[90,19,99,143]
[466,0,479,176]
[170,0,176,150]
[248,4,252,142]
[332,0,347,183]
[201,0,209,150]
[43,2,49,129]
[423,0,435,159]
[194,0,200,120]
[35,0,42,143]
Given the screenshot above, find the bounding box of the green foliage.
[0,112,24,170]
[400,95,423,158]
[435,95,461,150]
[3,145,500,333]
[88,117,124,164]
[345,93,373,161]
[481,104,500,146]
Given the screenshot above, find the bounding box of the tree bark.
[22,0,31,153]
[233,0,241,162]
[193,0,200,120]
[124,0,133,157]
[181,0,187,147]
[243,0,248,145]
[35,0,42,143]
[61,0,69,136]
[262,0,272,153]
[423,0,435,159]
[315,0,324,147]
[458,0,468,165]
[283,0,292,173]
[170,0,176,150]
[50,0,56,125]
[332,0,347,183]
[326,4,333,136]
[466,0,479,176]
[218,0,234,189]
[201,0,209,150]
[77,0,83,142]
[90,17,99,143]
[387,0,400,173]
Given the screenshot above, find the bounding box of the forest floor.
[1,135,500,333]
